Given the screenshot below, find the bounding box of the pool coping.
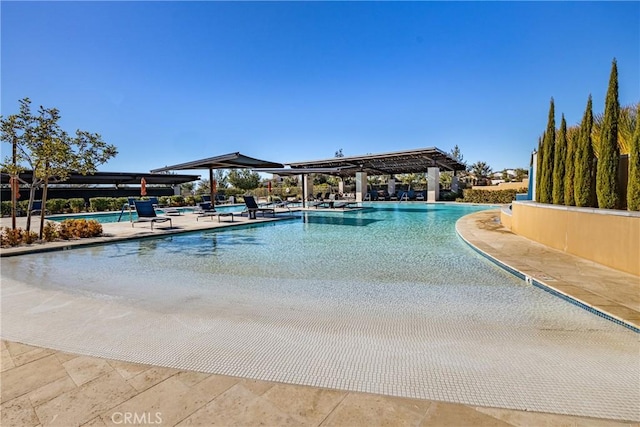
[455,210,640,333]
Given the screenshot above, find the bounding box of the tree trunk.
[39,180,49,240]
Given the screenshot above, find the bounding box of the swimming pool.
[46,204,240,223]
[1,203,638,421]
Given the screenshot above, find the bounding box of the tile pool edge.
[455,218,640,334]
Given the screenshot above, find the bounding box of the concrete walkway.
[1,207,638,426]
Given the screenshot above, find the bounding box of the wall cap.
[513,201,640,218]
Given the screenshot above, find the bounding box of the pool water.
[2,203,638,421]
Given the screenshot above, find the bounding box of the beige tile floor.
[1,207,638,426]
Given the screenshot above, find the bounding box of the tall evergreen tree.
[596,59,620,209]
[564,126,579,206]
[539,98,555,203]
[552,114,567,204]
[574,95,595,207]
[535,135,543,201]
[627,104,640,211]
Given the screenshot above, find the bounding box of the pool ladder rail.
[117,202,135,223]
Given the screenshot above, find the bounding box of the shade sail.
[150,152,284,172]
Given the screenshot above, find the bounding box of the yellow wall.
[504,202,640,276]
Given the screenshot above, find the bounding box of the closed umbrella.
[140,178,147,196]
[10,176,20,200]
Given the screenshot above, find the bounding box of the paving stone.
[1,394,39,427]
[176,383,300,426]
[321,392,431,427]
[1,349,15,372]
[34,370,137,426]
[63,356,114,387]
[263,383,346,425]
[126,366,179,392]
[1,355,68,404]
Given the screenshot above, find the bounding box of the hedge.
[459,188,527,204]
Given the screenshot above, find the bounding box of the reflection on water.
[301,213,380,227]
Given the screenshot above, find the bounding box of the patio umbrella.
[267,181,272,193]
[10,176,20,199]
[212,179,217,202]
[140,178,147,196]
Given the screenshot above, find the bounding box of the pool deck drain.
[1,206,639,426]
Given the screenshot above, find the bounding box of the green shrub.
[169,195,185,206]
[184,195,195,206]
[1,201,12,217]
[111,197,130,211]
[89,197,111,212]
[459,188,527,204]
[46,198,68,214]
[440,191,461,201]
[68,198,86,213]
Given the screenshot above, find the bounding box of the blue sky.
[2,1,639,176]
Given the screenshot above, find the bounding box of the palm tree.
[593,103,638,156]
[470,161,492,184]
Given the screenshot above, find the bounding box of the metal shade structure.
[150,152,284,204]
[287,147,466,176]
[150,152,284,173]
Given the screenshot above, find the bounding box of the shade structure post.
[209,168,215,204]
[388,178,396,198]
[355,171,367,202]
[427,167,439,202]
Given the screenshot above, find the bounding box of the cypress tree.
[574,95,595,207]
[564,126,578,206]
[628,104,640,211]
[596,59,620,209]
[535,135,543,201]
[552,115,567,204]
[539,98,555,203]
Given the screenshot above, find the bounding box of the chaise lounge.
[195,202,234,222]
[132,200,173,230]
[243,195,275,219]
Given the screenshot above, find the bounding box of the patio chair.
[132,200,172,230]
[243,195,275,219]
[195,202,234,222]
[31,200,49,215]
[148,196,162,207]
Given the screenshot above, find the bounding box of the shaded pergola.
[258,147,466,205]
[150,152,284,202]
[286,147,466,176]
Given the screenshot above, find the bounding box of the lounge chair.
[415,191,425,201]
[132,200,172,230]
[243,195,275,219]
[316,194,337,208]
[31,200,50,215]
[195,202,234,222]
[148,196,162,207]
[334,199,359,209]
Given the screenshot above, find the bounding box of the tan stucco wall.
[506,202,640,276]
[472,181,528,191]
